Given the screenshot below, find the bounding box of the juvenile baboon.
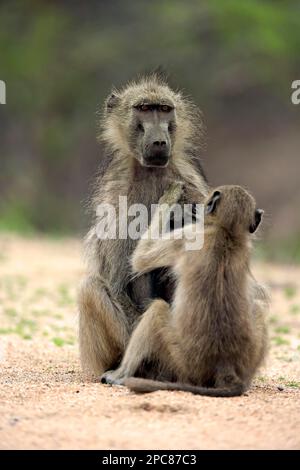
[101,183,268,396]
[78,73,209,377]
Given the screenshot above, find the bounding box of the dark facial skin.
[131,102,176,167]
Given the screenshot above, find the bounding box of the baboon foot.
[100,369,126,386]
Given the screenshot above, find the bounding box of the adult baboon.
[101,184,268,396]
[78,73,209,377]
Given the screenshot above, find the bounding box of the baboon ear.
[206,191,221,215]
[106,93,120,111]
[249,209,264,233]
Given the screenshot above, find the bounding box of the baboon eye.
[139,104,149,112]
[161,105,172,112]
[137,123,144,132]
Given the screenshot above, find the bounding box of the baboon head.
[205,185,263,235]
[101,73,203,169]
[128,99,174,167]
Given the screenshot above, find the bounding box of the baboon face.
[129,99,176,167]
[105,83,178,168]
[103,75,204,169]
[205,186,263,234]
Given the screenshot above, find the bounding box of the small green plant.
[23,334,32,340]
[52,335,74,347]
[269,315,278,324]
[54,313,63,320]
[4,307,17,317]
[52,337,67,347]
[32,309,47,317]
[271,336,290,346]
[34,287,48,298]
[284,285,297,299]
[285,381,300,388]
[52,337,65,347]
[290,304,300,315]
[15,319,37,339]
[0,327,14,334]
[57,284,73,306]
[275,325,290,334]
[256,376,267,383]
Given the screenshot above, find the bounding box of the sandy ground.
[0,234,299,450]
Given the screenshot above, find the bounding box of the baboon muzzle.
[143,127,170,167]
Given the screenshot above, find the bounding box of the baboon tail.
[125,378,245,397]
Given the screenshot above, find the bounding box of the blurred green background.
[0,0,300,261]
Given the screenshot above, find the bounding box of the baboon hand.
[159,181,184,206]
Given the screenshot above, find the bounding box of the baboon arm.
[131,180,194,274]
[132,221,201,274]
[132,178,202,274]
[132,235,184,274]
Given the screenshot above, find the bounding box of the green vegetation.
[275,326,290,335]
[52,337,65,347]
[285,381,300,389]
[0,203,35,234]
[284,285,297,299]
[31,309,51,318]
[0,270,74,345]
[15,319,37,338]
[290,305,300,315]
[57,284,74,307]
[4,307,18,317]
[0,319,36,339]
[52,337,75,347]
[256,238,300,265]
[269,315,278,324]
[35,288,48,296]
[256,376,267,383]
[0,0,300,248]
[271,336,290,346]
[0,328,14,335]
